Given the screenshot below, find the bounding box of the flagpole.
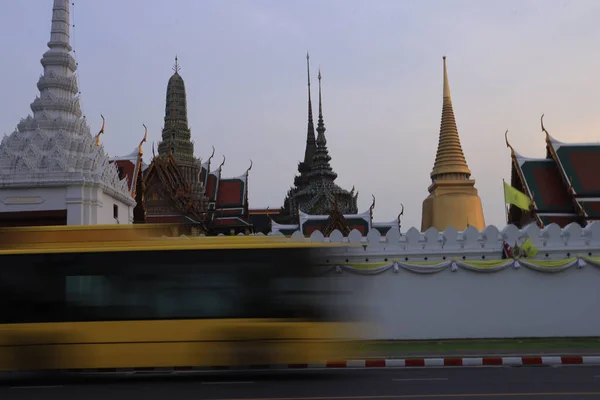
[502,179,509,226]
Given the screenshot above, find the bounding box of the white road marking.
[392,378,449,382]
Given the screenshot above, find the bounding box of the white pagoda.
[0,0,136,226]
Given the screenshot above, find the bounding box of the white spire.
[0,0,134,207]
[48,0,72,52]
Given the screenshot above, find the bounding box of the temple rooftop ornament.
[0,0,136,226]
[420,56,485,232]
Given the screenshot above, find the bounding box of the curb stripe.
[13,355,600,374]
[522,356,543,365]
[444,358,463,366]
[561,356,583,364]
[482,357,503,365]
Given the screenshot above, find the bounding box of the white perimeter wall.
[330,265,600,340]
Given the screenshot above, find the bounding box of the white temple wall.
[97,190,133,225]
[267,222,600,339]
[341,265,600,340]
[0,187,67,213]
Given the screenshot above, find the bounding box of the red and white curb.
[314,356,600,368]
[57,355,600,375]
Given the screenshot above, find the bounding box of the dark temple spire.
[309,68,336,180]
[302,52,317,169]
[316,68,326,145]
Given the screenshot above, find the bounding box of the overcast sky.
[1,0,599,230]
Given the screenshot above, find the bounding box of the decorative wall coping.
[257,222,600,260]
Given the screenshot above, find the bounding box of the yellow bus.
[0,224,358,373]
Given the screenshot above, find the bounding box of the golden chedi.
[421,57,485,232]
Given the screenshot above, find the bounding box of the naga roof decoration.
[506,114,600,228]
[109,125,148,199]
[0,0,134,206]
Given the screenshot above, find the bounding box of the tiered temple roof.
[198,150,253,231]
[506,115,600,228]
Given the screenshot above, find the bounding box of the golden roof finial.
[505,129,515,157]
[139,124,148,156]
[245,159,253,176]
[219,155,226,169]
[152,142,156,159]
[430,56,471,180]
[95,114,105,146]
[540,113,551,143]
[370,194,376,211]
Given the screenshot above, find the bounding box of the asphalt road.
[2,366,600,400]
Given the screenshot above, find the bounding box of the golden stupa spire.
[430,56,471,180]
[420,56,485,233]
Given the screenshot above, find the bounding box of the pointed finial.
[540,113,551,143]
[306,52,311,85]
[505,130,515,157]
[442,56,451,99]
[95,114,105,146]
[152,141,156,159]
[246,159,253,176]
[139,124,148,155]
[317,67,325,137]
[219,155,226,169]
[397,204,404,232]
[430,55,471,180]
[208,146,215,163]
[370,195,376,211]
[304,51,316,155]
[173,55,181,73]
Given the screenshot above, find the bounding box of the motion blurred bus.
[0,224,359,372]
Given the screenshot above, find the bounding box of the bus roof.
[0,224,339,255]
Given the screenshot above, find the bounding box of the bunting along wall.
[318,256,600,275]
